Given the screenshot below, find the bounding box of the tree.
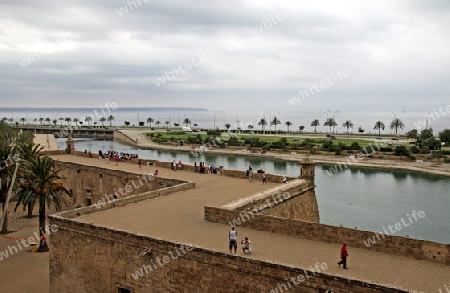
[13,156,69,252]
[138,121,145,127]
[0,145,17,233]
[52,119,57,127]
[45,118,50,125]
[258,118,267,133]
[390,118,405,135]
[155,121,161,128]
[146,118,154,127]
[285,121,292,132]
[107,115,114,127]
[183,118,191,127]
[33,118,37,126]
[99,117,106,127]
[439,129,450,146]
[124,121,130,126]
[299,125,305,132]
[15,142,44,218]
[342,120,353,134]
[173,123,179,127]
[373,121,385,136]
[406,129,418,139]
[39,118,44,125]
[324,118,337,134]
[73,118,79,127]
[164,121,170,128]
[225,123,231,131]
[270,116,281,131]
[247,125,254,131]
[20,117,26,125]
[59,118,64,127]
[311,119,320,133]
[65,117,71,126]
[85,116,92,127]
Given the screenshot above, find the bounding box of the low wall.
[49,215,408,293]
[204,207,450,266]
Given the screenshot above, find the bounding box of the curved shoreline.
[118,129,450,177]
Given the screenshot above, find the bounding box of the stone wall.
[204,207,450,265]
[114,130,138,145]
[263,190,320,222]
[49,214,408,293]
[54,161,188,207]
[221,179,320,223]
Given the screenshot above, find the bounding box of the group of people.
[172,160,183,171]
[196,162,223,175]
[229,226,350,269]
[228,226,251,255]
[95,150,139,162]
[247,166,267,183]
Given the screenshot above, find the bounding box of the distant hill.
[0,107,208,112]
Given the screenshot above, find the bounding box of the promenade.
[54,154,450,292]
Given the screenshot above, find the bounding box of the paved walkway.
[57,154,450,292]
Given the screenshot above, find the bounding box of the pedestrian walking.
[194,161,198,172]
[229,226,237,254]
[337,243,349,269]
[138,159,142,168]
[262,172,267,184]
[248,166,253,182]
[172,160,176,171]
[115,155,119,166]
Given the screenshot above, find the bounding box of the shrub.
[350,142,361,150]
[321,140,333,151]
[410,146,419,154]
[379,147,393,152]
[394,145,410,156]
[444,157,450,163]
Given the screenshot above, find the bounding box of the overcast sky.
[0,0,449,113]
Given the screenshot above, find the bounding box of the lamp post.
[426,111,430,130]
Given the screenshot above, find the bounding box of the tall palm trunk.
[37,204,48,252]
[27,202,33,218]
[1,202,8,233]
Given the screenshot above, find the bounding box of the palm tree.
[270,116,281,131]
[99,117,106,127]
[285,121,292,132]
[164,121,170,128]
[13,156,69,252]
[2,117,7,123]
[311,119,320,133]
[58,117,64,127]
[33,118,37,126]
[146,118,154,127]
[258,118,267,133]
[299,125,305,132]
[373,121,385,136]
[342,120,353,134]
[39,118,44,125]
[85,116,92,127]
[183,118,191,127]
[247,125,254,131]
[52,119,57,127]
[155,121,161,128]
[65,117,71,126]
[390,118,405,135]
[15,142,44,218]
[73,118,79,127]
[0,145,17,233]
[20,117,26,125]
[107,115,114,127]
[225,123,231,132]
[45,118,50,125]
[324,118,337,134]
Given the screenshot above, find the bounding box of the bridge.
[16,125,114,140]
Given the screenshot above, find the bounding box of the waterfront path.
[56,154,450,292]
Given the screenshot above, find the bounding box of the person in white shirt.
[229,226,237,254]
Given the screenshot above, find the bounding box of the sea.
[0,107,448,135]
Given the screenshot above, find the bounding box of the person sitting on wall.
[282,176,288,184]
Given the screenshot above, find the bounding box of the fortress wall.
[54,161,187,207]
[204,207,450,266]
[49,215,407,293]
[222,180,320,223]
[262,190,320,222]
[114,130,138,145]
